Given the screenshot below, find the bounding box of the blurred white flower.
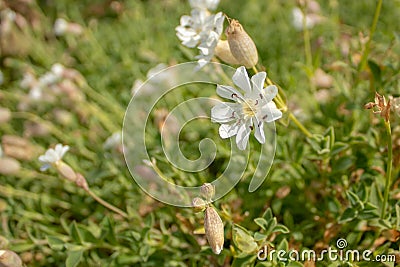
[38,144,69,171]
[131,63,176,96]
[211,66,282,150]
[104,132,121,150]
[291,6,324,30]
[54,18,83,36]
[189,0,220,11]
[54,18,68,36]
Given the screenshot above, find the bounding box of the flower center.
[241,99,258,118]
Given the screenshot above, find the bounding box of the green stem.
[86,188,129,219]
[381,120,393,219]
[288,112,312,138]
[359,0,383,71]
[302,9,313,74]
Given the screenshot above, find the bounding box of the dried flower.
[0,250,23,267]
[204,207,224,254]
[211,66,282,150]
[192,197,206,212]
[200,183,215,200]
[225,19,258,69]
[364,92,391,122]
[214,40,239,65]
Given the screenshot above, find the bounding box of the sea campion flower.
[176,9,224,67]
[189,0,219,11]
[38,144,69,171]
[211,66,282,150]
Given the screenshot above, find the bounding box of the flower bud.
[204,207,224,254]
[214,40,239,65]
[55,161,77,182]
[0,250,23,267]
[192,197,206,212]
[0,157,21,175]
[200,183,215,201]
[75,173,89,191]
[226,19,258,69]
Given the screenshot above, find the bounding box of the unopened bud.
[55,161,77,182]
[200,183,215,201]
[214,40,239,65]
[0,250,23,267]
[192,197,206,212]
[226,19,258,69]
[204,207,224,254]
[0,157,21,175]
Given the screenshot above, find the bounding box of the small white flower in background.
[211,66,282,150]
[189,0,220,11]
[54,18,68,36]
[38,144,69,171]
[104,132,122,150]
[291,1,324,31]
[54,18,83,36]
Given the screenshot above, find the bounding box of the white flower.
[103,132,121,150]
[38,144,69,171]
[54,18,68,36]
[291,7,323,30]
[211,66,282,150]
[176,10,224,48]
[189,0,220,11]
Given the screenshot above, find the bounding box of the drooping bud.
[200,183,215,201]
[0,250,23,267]
[214,40,239,65]
[204,207,224,254]
[226,19,258,69]
[192,197,206,213]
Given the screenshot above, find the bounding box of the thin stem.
[302,9,313,74]
[359,0,383,71]
[288,112,312,138]
[86,188,129,219]
[252,66,312,137]
[381,121,393,219]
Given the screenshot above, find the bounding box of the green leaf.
[262,208,273,222]
[65,250,83,267]
[330,142,349,156]
[254,218,268,230]
[233,226,258,254]
[273,224,290,234]
[368,60,382,88]
[70,221,84,244]
[339,208,358,223]
[47,236,66,251]
[254,232,268,241]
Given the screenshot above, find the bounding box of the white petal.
[264,85,278,102]
[236,122,251,150]
[216,85,244,101]
[232,66,251,93]
[259,102,282,123]
[211,102,239,123]
[253,120,265,144]
[219,123,240,139]
[40,164,51,172]
[251,72,266,93]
